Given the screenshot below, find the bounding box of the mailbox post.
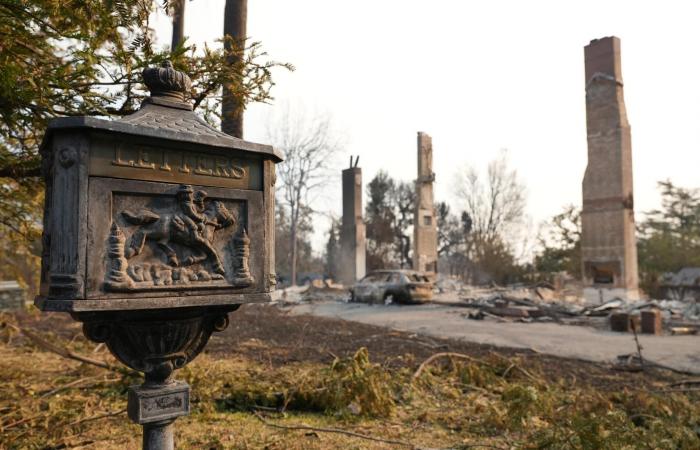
[35,61,280,449]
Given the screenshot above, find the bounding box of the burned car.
[350,270,433,304]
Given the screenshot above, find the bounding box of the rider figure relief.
[117,184,236,288]
[174,185,208,242]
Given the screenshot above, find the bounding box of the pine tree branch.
[0,165,41,179]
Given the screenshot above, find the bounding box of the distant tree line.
[0,1,290,295]
[343,152,529,285]
[325,155,700,296]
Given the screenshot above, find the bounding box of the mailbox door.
[83,177,266,311]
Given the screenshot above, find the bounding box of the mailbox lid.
[41,104,282,163]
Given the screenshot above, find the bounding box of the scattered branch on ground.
[66,409,126,428]
[653,387,700,393]
[40,376,103,398]
[488,351,538,382]
[631,321,645,371]
[2,413,43,431]
[413,352,492,380]
[615,353,699,376]
[3,322,133,375]
[253,411,417,448]
[667,379,700,388]
[3,308,700,449]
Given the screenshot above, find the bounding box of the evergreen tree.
[325,221,340,280]
[637,180,700,297]
[534,205,581,280]
[365,171,396,270]
[0,0,290,293]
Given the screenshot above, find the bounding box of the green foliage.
[535,181,700,295]
[324,220,340,279]
[637,180,700,297]
[392,181,415,268]
[0,179,42,293]
[413,356,700,449]
[457,359,500,387]
[365,170,398,270]
[367,152,528,283]
[0,0,290,163]
[216,347,397,418]
[526,389,700,450]
[436,201,464,257]
[472,237,522,284]
[534,204,581,280]
[437,203,476,278]
[298,347,396,417]
[3,320,700,449]
[0,0,291,293]
[364,171,415,270]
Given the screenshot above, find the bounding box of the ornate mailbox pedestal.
[36,62,280,449]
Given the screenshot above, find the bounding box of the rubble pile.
[447,288,700,334]
[275,273,700,336]
[453,290,588,324]
[273,279,349,305]
[431,276,700,334]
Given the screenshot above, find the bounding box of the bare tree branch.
[267,105,342,285]
[453,150,527,282]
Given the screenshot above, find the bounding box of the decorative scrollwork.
[233,228,254,287]
[81,309,231,383]
[106,223,134,290]
[57,147,77,168]
[142,60,192,101]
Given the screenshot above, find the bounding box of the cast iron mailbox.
[35,61,280,449]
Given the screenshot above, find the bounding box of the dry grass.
[2,311,700,449]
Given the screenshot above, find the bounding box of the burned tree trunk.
[222,0,247,138]
[171,0,186,49]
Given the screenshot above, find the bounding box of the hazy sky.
[153,1,700,253]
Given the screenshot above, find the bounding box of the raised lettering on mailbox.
[112,144,247,180]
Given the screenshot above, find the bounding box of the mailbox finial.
[142,60,192,105]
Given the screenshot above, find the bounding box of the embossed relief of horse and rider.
[105,184,254,292]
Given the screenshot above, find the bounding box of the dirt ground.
[288,300,700,374]
[5,304,700,449]
[16,303,683,392]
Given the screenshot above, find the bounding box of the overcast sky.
[153,1,700,254]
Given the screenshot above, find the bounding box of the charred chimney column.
[339,156,366,285]
[413,132,438,277]
[581,37,639,302]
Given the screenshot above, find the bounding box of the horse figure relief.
[119,185,235,281]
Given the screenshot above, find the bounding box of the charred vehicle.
[350,270,433,304]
